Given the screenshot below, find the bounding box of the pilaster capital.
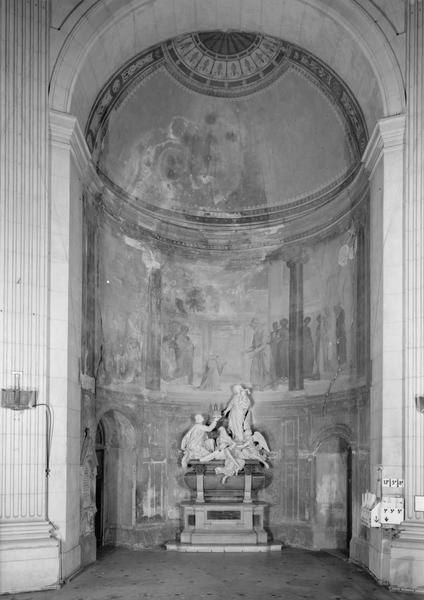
[49,109,101,191]
[362,114,406,175]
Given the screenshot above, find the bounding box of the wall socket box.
[380,497,404,525]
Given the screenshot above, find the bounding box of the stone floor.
[6,547,421,600]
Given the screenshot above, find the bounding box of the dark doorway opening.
[346,445,353,552]
[95,421,105,547]
[314,437,352,555]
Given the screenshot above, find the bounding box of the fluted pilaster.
[0,3,61,593]
[0,0,49,399]
[404,0,424,521]
[0,0,49,525]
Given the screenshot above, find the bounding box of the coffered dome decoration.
[86,31,368,251]
[163,31,287,97]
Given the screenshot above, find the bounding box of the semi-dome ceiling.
[86,31,368,254]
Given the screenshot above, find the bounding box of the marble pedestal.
[167,460,281,552]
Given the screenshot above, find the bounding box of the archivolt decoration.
[85,31,368,161]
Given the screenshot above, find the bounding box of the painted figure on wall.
[161,334,175,381]
[199,353,226,391]
[173,324,195,384]
[313,314,322,379]
[334,303,347,367]
[277,318,289,380]
[244,318,269,390]
[303,316,314,378]
[322,307,332,373]
[268,321,280,384]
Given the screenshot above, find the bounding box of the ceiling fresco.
[86,31,368,249]
[98,69,353,213]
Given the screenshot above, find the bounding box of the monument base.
[166,499,282,551]
[168,459,281,552]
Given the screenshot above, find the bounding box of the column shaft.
[288,261,304,391]
[145,268,162,390]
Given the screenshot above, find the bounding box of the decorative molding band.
[362,114,406,175]
[99,172,368,259]
[97,162,360,227]
[0,520,58,542]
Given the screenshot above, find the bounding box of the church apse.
[81,30,370,551]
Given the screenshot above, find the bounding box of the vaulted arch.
[49,0,405,136]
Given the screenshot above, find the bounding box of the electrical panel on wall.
[380,497,404,525]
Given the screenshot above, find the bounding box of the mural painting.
[156,230,357,394]
[96,228,147,387]
[94,222,359,393]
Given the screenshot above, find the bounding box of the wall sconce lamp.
[415,396,424,414]
[1,372,37,410]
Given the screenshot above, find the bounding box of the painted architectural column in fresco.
[145,268,162,390]
[81,192,99,381]
[286,252,308,391]
[354,205,370,381]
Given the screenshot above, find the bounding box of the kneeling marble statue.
[180,384,270,482]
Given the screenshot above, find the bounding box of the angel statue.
[180,413,219,469]
[239,429,270,468]
[223,383,252,442]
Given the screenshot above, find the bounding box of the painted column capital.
[283,246,310,267]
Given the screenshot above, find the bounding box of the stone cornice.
[98,166,369,259]
[49,109,102,193]
[362,114,406,176]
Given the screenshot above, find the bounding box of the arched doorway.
[314,436,352,553]
[95,410,136,547]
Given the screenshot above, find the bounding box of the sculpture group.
[181,384,270,482]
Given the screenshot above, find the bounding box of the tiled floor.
[6,547,420,600]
